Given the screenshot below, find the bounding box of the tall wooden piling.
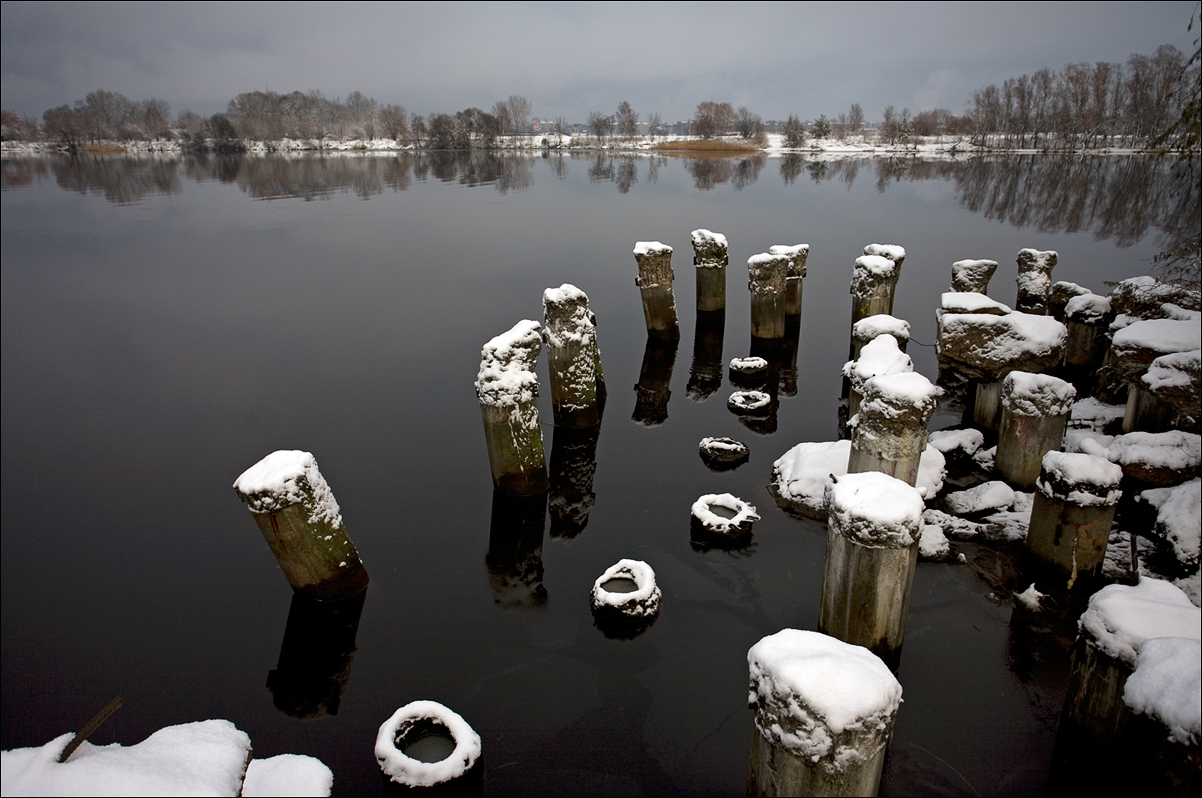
[1015,248,1058,315]
[748,629,902,796]
[847,372,937,487]
[634,241,679,338]
[818,471,925,670]
[691,229,728,313]
[1063,293,1112,391]
[234,450,370,602]
[748,252,790,340]
[996,371,1076,488]
[850,246,904,328]
[769,244,809,316]
[1026,451,1123,589]
[476,320,548,496]
[543,284,603,428]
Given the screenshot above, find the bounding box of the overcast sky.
[2,1,1198,124]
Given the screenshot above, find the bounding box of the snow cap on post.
[690,229,728,266]
[234,450,343,527]
[825,471,925,549]
[1001,371,1076,418]
[1036,451,1123,507]
[475,320,543,408]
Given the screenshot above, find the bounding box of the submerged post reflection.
[485,489,548,610]
[266,589,367,719]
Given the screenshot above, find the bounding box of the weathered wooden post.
[748,251,790,341]
[1063,293,1112,391]
[996,371,1076,488]
[634,241,679,338]
[847,372,937,487]
[851,314,910,362]
[1049,280,1091,322]
[691,228,728,313]
[849,250,903,329]
[1026,451,1123,589]
[543,284,603,428]
[234,450,370,601]
[843,333,914,423]
[476,320,548,496]
[1053,579,1200,791]
[950,258,998,293]
[486,489,548,608]
[687,309,725,402]
[267,590,366,719]
[747,629,902,797]
[1015,248,1057,314]
[375,701,483,793]
[632,334,678,427]
[818,471,926,670]
[769,243,809,316]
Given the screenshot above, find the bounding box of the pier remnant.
[1015,248,1058,314]
[375,700,482,791]
[1026,451,1123,588]
[543,284,603,428]
[747,629,901,796]
[769,243,809,316]
[843,333,914,422]
[234,450,370,601]
[634,241,679,338]
[847,372,938,487]
[748,252,790,340]
[590,558,661,637]
[950,259,998,294]
[691,229,728,312]
[476,320,548,496]
[850,247,903,328]
[818,471,925,670]
[851,314,910,361]
[996,371,1076,488]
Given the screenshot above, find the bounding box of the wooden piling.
[748,252,790,340]
[1015,248,1058,315]
[850,247,903,328]
[476,320,548,496]
[543,284,602,428]
[996,372,1076,488]
[691,229,728,313]
[634,241,679,338]
[847,372,937,487]
[769,244,809,316]
[234,450,370,601]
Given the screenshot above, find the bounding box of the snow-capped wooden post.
[1015,248,1057,315]
[748,251,790,340]
[748,629,902,797]
[1053,580,1200,789]
[769,243,809,316]
[691,228,728,313]
[543,284,602,428]
[843,334,914,423]
[851,315,910,362]
[1026,452,1123,589]
[476,320,548,496]
[996,372,1076,488]
[1063,294,1112,387]
[847,372,937,488]
[634,241,679,338]
[950,258,998,293]
[818,471,925,670]
[849,244,904,329]
[234,450,370,602]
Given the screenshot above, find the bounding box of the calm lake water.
[0,151,1189,795]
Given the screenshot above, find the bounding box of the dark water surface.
[0,152,1185,795]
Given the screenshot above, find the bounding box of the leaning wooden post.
[849,246,903,329]
[1015,248,1057,315]
[1026,451,1123,589]
[1053,580,1200,788]
[847,372,937,487]
[748,252,790,340]
[747,629,902,797]
[634,241,679,338]
[818,471,925,670]
[950,258,998,293]
[476,320,548,496]
[543,284,602,428]
[691,229,728,313]
[234,450,370,601]
[996,371,1076,488]
[769,244,809,316]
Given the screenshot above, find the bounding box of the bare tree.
[693,101,736,138]
[736,106,761,139]
[616,101,639,138]
[588,111,615,140]
[506,95,532,134]
[492,100,512,136]
[848,103,865,136]
[379,104,409,142]
[646,111,662,139]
